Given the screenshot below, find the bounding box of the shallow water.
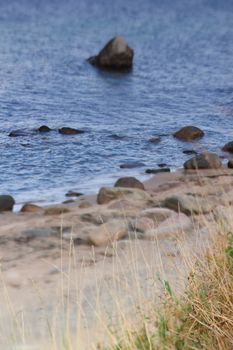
[0,0,233,204]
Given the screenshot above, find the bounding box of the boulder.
[97,187,151,205]
[145,168,170,174]
[0,195,15,212]
[163,194,213,216]
[144,213,192,240]
[222,141,233,153]
[174,126,204,141]
[38,125,51,132]
[184,152,222,170]
[87,37,134,70]
[140,208,174,224]
[59,127,84,135]
[130,217,154,233]
[21,203,44,213]
[114,177,145,190]
[44,207,70,215]
[228,160,233,169]
[87,220,128,246]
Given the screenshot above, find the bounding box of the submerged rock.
[114,177,145,190]
[59,127,85,135]
[120,162,145,169]
[0,195,15,212]
[148,137,161,144]
[87,36,134,70]
[183,150,198,155]
[145,168,170,174]
[184,152,222,170]
[9,129,32,137]
[174,126,204,141]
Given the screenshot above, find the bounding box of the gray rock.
[184,152,222,170]
[174,126,204,140]
[97,187,151,205]
[114,177,145,190]
[87,37,134,70]
[222,141,233,153]
[0,195,15,212]
[163,194,214,215]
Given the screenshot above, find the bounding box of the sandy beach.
[1,167,233,349]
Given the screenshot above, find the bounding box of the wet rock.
[183,150,198,155]
[114,177,145,190]
[9,129,32,137]
[20,203,44,213]
[87,220,128,246]
[222,141,233,153]
[145,168,170,174]
[97,187,151,205]
[130,217,154,233]
[65,191,83,197]
[140,208,174,224]
[148,137,161,144]
[38,125,51,132]
[163,194,213,215]
[144,213,192,240]
[120,162,145,169]
[158,163,168,168]
[87,36,134,70]
[228,160,233,169]
[0,195,15,212]
[109,134,128,140]
[184,152,222,170]
[59,127,85,135]
[44,207,70,215]
[174,126,204,141]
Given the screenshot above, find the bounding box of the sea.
[0,0,233,205]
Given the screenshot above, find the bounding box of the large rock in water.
[174,126,204,140]
[114,177,145,190]
[0,195,15,212]
[184,152,222,170]
[97,187,151,205]
[222,141,233,153]
[87,37,134,69]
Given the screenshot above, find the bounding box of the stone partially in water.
[120,162,145,169]
[174,126,204,141]
[87,36,134,70]
[184,152,222,170]
[0,195,15,212]
[59,127,85,135]
[222,141,233,153]
[114,177,145,190]
[145,168,170,174]
[38,125,51,132]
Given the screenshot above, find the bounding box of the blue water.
[0,0,233,204]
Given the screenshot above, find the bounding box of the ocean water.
[0,0,233,205]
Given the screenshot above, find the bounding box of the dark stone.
[59,127,85,135]
[38,125,51,132]
[184,152,222,170]
[114,177,145,190]
[0,195,15,212]
[148,137,161,144]
[145,168,171,174]
[9,130,32,137]
[65,191,83,197]
[174,126,204,141]
[109,134,128,140]
[222,141,233,153]
[183,150,198,155]
[158,163,168,168]
[120,162,145,169]
[228,160,233,169]
[87,37,134,70]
